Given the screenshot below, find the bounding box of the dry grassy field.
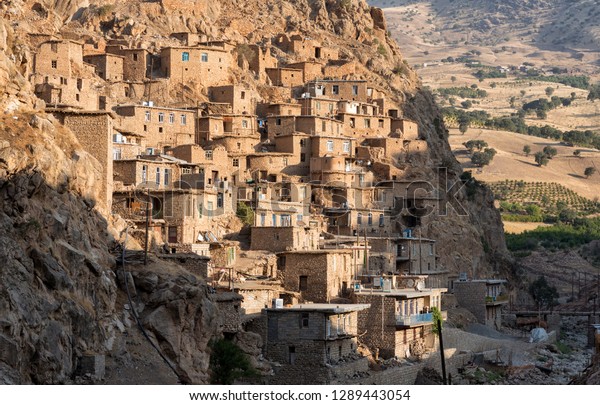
[449,128,600,200]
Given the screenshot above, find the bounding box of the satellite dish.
[415,281,425,292]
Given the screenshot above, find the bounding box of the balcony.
[395,311,447,327]
[396,312,432,326]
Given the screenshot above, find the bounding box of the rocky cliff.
[0,0,510,383]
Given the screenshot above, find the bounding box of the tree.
[210,339,257,384]
[461,100,473,109]
[520,89,526,97]
[471,148,496,167]
[449,96,456,106]
[573,149,582,157]
[464,139,488,152]
[536,109,547,119]
[509,96,517,108]
[570,92,577,100]
[543,145,557,159]
[529,276,559,310]
[588,83,600,101]
[545,86,554,96]
[450,76,457,83]
[523,145,531,156]
[534,151,549,166]
[584,167,596,178]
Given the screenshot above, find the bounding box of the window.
[343,141,350,153]
[241,91,246,100]
[300,139,306,147]
[281,214,291,226]
[217,193,223,208]
[142,165,147,182]
[77,78,82,91]
[300,153,306,162]
[133,53,138,62]
[349,117,355,128]
[326,140,334,152]
[352,85,358,96]
[332,85,339,95]
[283,157,288,166]
[201,52,208,62]
[367,212,373,225]
[75,94,80,102]
[322,120,326,132]
[272,214,277,226]
[168,227,177,243]
[329,103,334,112]
[51,60,57,69]
[164,168,171,186]
[276,118,282,125]
[241,120,248,128]
[158,112,164,123]
[232,158,239,167]
[205,150,213,160]
[299,276,308,291]
[297,214,303,223]
[379,213,384,227]
[180,114,187,125]
[169,113,175,124]
[364,118,371,128]
[288,346,296,365]
[378,119,384,128]
[300,313,309,328]
[50,43,58,52]
[145,111,151,122]
[112,148,121,160]
[260,213,266,226]
[316,101,321,110]
[182,52,189,61]
[155,168,161,186]
[357,213,362,225]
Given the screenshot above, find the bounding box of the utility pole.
[144,187,150,265]
[438,318,447,385]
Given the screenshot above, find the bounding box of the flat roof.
[356,288,447,299]
[267,303,370,313]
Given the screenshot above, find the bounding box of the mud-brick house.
[355,282,447,359]
[264,303,370,384]
[159,45,233,86]
[114,104,196,152]
[83,53,124,82]
[453,279,508,329]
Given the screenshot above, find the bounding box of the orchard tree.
[543,146,558,159]
[523,145,531,156]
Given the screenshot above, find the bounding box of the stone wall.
[454,282,487,324]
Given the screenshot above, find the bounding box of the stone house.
[391,118,419,140]
[83,53,124,82]
[453,279,508,329]
[105,45,150,82]
[268,116,343,140]
[355,285,446,359]
[33,40,99,110]
[306,80,369,103]
[49,109,114,210]
[297,96,339,117]
[159,45,232,86]
[112,130,145,161]
[273,132,311,175]
[285,61,324,82]
[250,225,320,252]
[338,112,391,138]
[264,303,370,384]
[239,44,278,77]
[170,32,201,46]
[266,102,303,117]
[322,60,356,78]
[114,104,196,152]
[265,67,304,87]
[278,249,361,302]
[274,34,339,61]
[208,85,257,115]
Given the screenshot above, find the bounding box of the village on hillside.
[29,28,590,384]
